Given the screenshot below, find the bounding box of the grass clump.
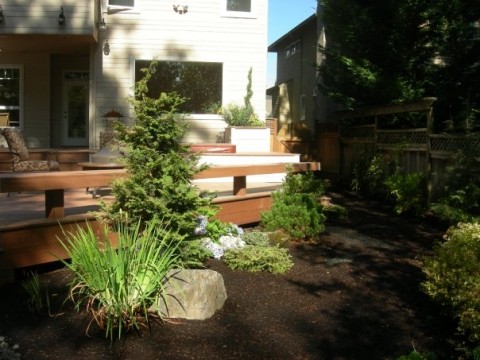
[59,219,181,341]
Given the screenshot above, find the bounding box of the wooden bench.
[0,162,320,282]
[189,143,236,153]
[0,162,320,219]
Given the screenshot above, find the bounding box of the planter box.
[224,126,270,153]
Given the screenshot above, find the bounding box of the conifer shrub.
[260,169,344,240]
[100,60,214,241]
[222,245,293,274]
[261,192,326,239]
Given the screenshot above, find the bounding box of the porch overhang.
[0,33,95,55]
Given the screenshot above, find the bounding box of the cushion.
[13,160,60,172]
[2,128,29,162]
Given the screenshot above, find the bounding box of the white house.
[0,0,267,149]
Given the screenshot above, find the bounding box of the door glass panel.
[0,66,21,127]
[67,84,87,138]
[63,71,89,146]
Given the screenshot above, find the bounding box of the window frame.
[133,60,224,116]
[0,64,23,128]
[107,0,135,12]
[285,40,301,58]
[222,0,257,19]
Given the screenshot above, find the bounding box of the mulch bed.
[0,189,459,359]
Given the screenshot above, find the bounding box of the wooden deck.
[0,161,320,282]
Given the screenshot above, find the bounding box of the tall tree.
[318,0,480,130]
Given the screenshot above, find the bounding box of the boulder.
[152,269,227,320]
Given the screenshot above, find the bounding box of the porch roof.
[0,34,95,55]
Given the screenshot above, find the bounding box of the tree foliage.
[100,60,214,240]
[318,0,480,130]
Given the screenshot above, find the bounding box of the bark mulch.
[0,189,459,359]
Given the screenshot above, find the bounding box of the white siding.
[92,0,268,147]
[2,1,96,35]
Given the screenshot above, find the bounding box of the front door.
[62,72,89,146]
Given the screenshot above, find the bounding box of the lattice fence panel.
[377,130,427,147]
[430,135,480,153]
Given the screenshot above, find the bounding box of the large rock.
[152,269,227,320]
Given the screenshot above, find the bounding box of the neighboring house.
[267,13,330,143]
[0,0,267,149]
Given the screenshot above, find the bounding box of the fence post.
[426,105,434,207]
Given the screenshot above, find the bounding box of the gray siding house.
[267,13,331,146]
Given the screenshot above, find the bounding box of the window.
[226,0,251,12]
[108,0,134,7]
[300,95,306,121]
[135,61,223,114]
[285,41,301,58]
[0,66,22,127]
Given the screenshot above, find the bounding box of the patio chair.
[0,128,60,172]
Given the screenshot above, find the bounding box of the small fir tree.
[100,60,214,241]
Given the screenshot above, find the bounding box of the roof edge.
[268,13,317,52]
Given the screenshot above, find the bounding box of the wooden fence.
[315,98,480,200]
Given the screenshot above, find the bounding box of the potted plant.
[221,68,270,152]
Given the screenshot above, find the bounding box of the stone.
[152,269,227,320]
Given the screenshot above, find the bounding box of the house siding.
[0,0,267,148]
[1,1,97,36]
[92,0,268,146]
[269,15,318,133]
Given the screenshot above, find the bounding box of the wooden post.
[233,176,247,196]
[45,189,65,218]
[426,105,434,207]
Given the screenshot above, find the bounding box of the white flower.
[219,235,245,250]
[201,238,224,259]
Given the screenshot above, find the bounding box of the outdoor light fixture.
[58,7,66,26]
[103,40,110,56]
[173,5,188,14]
[98,18,106,32]
[0,5,5,25]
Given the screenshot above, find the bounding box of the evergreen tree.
[318,0,480,130]
[100,60,214,241]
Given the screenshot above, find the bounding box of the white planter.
[224,126,270,153]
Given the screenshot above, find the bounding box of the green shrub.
[241,230,271,247]
[222,245,293,274]
[59,219,181,341]
[322,203,348,223]
[396,350,437,360]
[384,172,427,215]
[422,222,480,344]
[281,170,325,198]
[178,239,213,269]
[430,149,480,225]
[221,67,263,127]
[430,201,480,225]
[261,192,326,239]
[260,169,343,239]
[351,151,399,196]
[267,230,291,248]
[100,60,214,242]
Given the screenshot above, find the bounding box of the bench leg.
[45,189,65,218]
[233,176,247,196]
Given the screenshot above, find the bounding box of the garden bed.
[0,189,458,359]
